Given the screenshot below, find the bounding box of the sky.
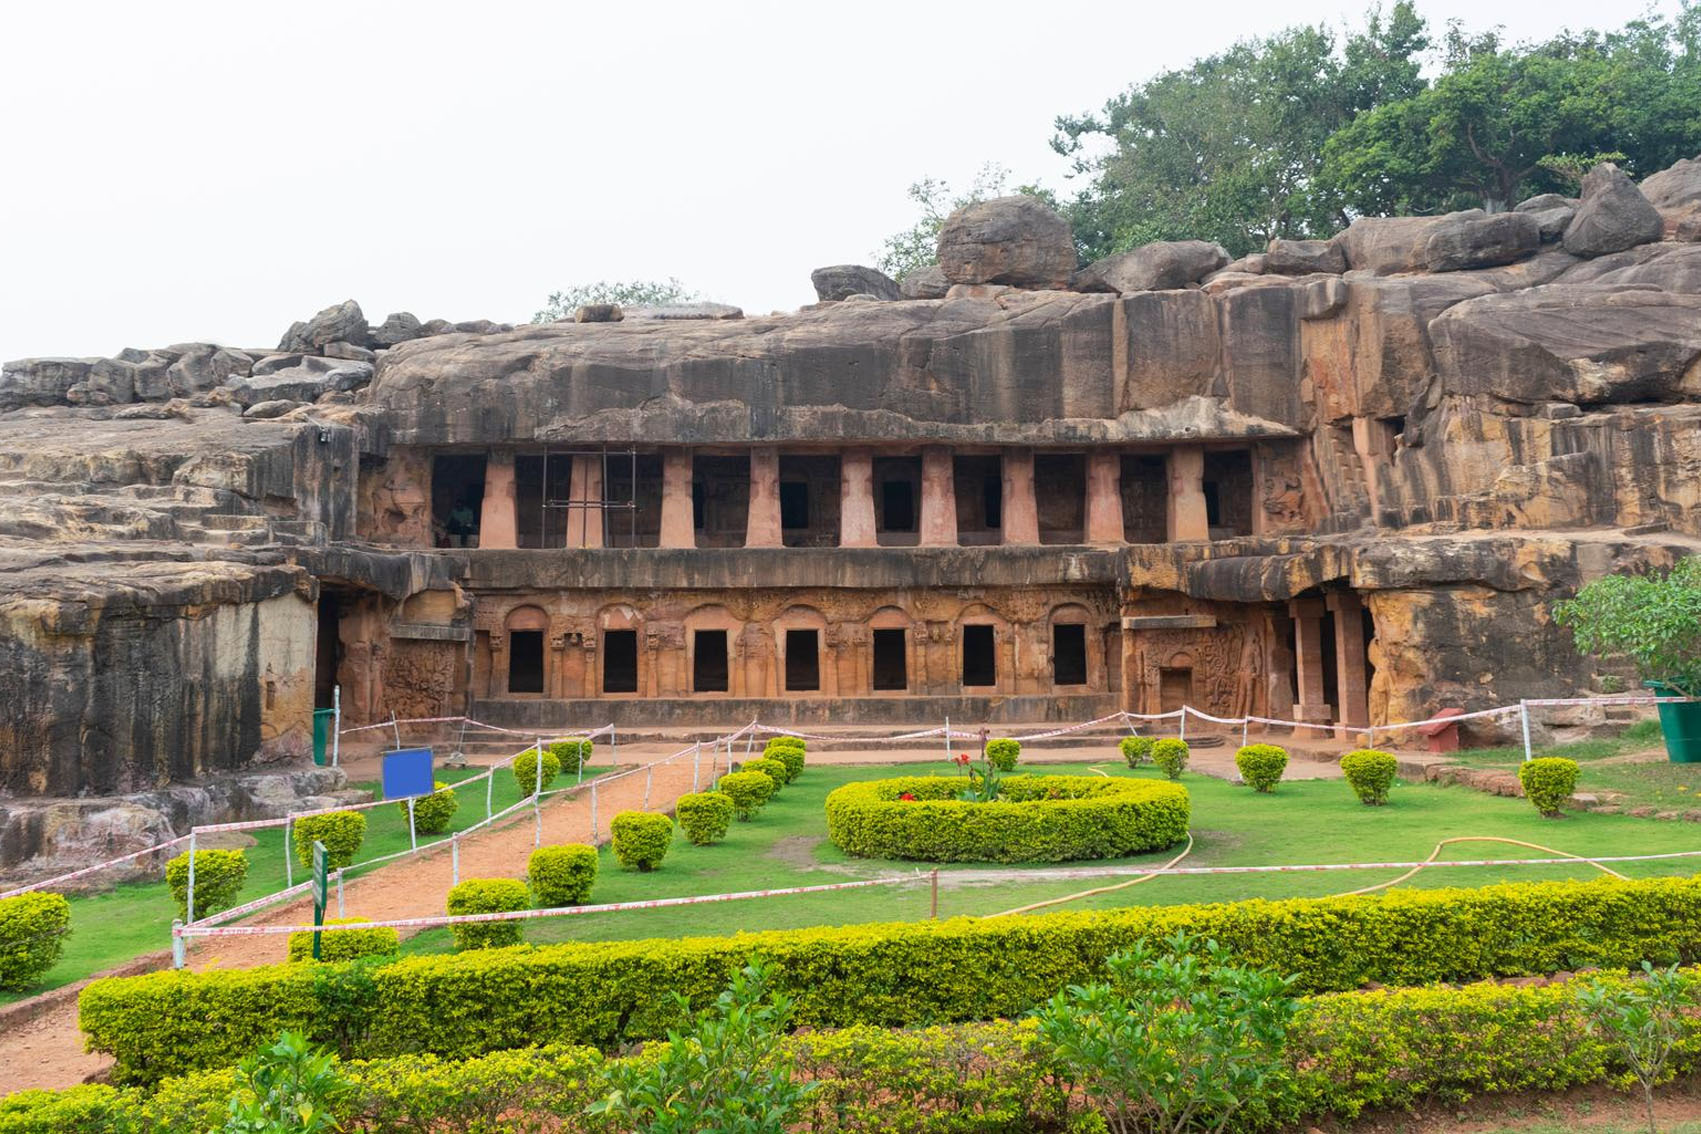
[0,0,1679,364]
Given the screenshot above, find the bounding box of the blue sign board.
[382,747,435,800]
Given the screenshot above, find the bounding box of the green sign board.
[310,840,328,961]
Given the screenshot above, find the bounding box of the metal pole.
[451,833,460,886]
[693,741,701,791]
[331,685,341,768]
[590,783,598,842]
[930,869,939,919]
[407,797,418,852]
[1179,708,1188,742]
[172,919,185,969]
[1241,717,1250,747]
[486,766,494,822]
[1520,700,1534,762]
[336,868,345,918]
[534,738,545,847]
[944,716,950,760]
[185,830,198,925]
[644,766,653,810]
[391,712,401,751]
[284,814,294,889]
[611,727,617,766]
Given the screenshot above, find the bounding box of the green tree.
[532,277,699,324]
[1553,558,1701,697]
[1054,3,1429,258]
[874,164,1061,280]
[222,1031,350,1134]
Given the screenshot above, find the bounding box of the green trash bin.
[1645,682,1701,764]
[312,708,335,767]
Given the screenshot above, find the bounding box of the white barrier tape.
[0,834,193,899]
[1003,713,1133,742]
[193,878,317,928]
[1122,710,1187,721]
[339,717,617,739]
[1364,705,1525,733]
[984,847,1701,883]
[1527,696,1692,707]
[1180,706,1244,726]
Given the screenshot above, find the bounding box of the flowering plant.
[956,750,1003,803]
[898,792,917,802]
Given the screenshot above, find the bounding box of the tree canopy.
[873,165,1058,280]
[532,278,699,324]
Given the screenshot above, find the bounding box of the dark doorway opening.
[509,631,545,694]
[693,629,728,693]
[1120,455,1167,543]
[1053,624,1088,687]
[1202,450,1254,537]
[1159,667,1192,712]
[872,628,907,691]
[779,454,841,547]
[604,453,663,548]
[873,455,921,544]
[952,454,1003,546]
[785,629,820,691]
[430,454,486,548]
[962,625,997,687]
[881,480,915,532]
[314,591,341,708]
[603,630,638,694]
[514,453,575,548]
[692,455,750,547]
[1035,453,1086,544]
[780,482,809,529]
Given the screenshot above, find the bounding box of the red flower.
[954,752,972,766]
[898,792,917,801]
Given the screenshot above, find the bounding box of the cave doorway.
[430,454,486,548]
[872,628,907,691]
[1053,623,1088,687]
[508,631,545,694]
[693,629,729,693]
[603,630,638,694]
[962,625,997,688]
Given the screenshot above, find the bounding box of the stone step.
[200,513,271,531]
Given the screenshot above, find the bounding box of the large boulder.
[278,300,371,352]
[0,357,96,409]
[1640,154,1701,240]
[1265,238,1346,275]
[936,196,1076,289]
[1076,240,1228,293]
[1421,211,1542,271]
[899,264,949,299]
[1563,163,1664,258]
[371,312,425,348]
[1336,215,1446,275]
[1515,193,1577,213]
[810,264,900,302]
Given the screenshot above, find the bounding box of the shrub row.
[80,874,1701,1083]
[824,774,1191,863]
[25,969,1701,1132]
[285,917,400,964]
[0,892,71,991]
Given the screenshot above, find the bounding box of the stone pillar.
[1261,609,1296,728]
[659,448,695,549]
[478,451,518,550]
[1287,598,1333,727]
[840,448,877,548]
[1327,591,1370,736]
[1001,448,1039,545]
[746,448,783,548]
[919,445,957,547]
[567,454,604,548]
[1168,445,1209,542]
[1085,450,1124,544]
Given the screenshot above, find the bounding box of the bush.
[611,812,674,872]
[766,745,806,783]
[744,757,789,792]
[1151,738,1189,780]
[1235,744,1289,792]
[444,879,528,951]
[718,771,775,820]
[825,775,1191,863]
[1340,749,1398,805]
[549,738,593,776]
[82,876,1701,1083]
[764,734,806,764]
[398,781,457,836]
[165,848,248,921]
[984,739,1021,771]
[1520,757,1582,818]
[527,844,598,907]
[1119,736,1152,767]
[0,892,72,992]
[676,791,736,846]
[292,811,367,871]
[512,747,562,798]
[286,918,400,964]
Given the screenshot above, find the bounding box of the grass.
[390,756,1701,956]
[0,763,532,1005]
[1452,720,1701,812]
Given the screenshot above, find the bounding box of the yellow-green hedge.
[0,892,71,991]
[27,970,1701,1131]
[79,875,1701,1084]
[825,774,1190,863]
[286,917,400,964]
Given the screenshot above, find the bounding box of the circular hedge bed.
[824,774,1190,863]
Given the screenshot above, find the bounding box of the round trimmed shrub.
[165,848,248,920]
[1234,744,1289,793]
[0,892,72,991]
[528,843,598,906]
[1151,738,1190,780]
[1519,757,1581,818]
[984,739,1022,771]
[676,791,735,845]
[1341,749,1398,805]
[744,757,789,793]
[764,735,806,757]
[717,771,775,821]
[291,810,367,870]
[764,744,805,783]
[446,878,529,950]
[1119,736,1153,767]
[286,916,399,963]
[399,781,458,836]
[513,747,562,798]
[825,774,1191,863]
[549,738,593,776]
[611,812,674,872]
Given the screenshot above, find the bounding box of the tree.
[1053,3,1429,258]
[532,278,699,324]
[874,163,1061,280]
[1323,12,1701,214]
[1553,558,1701,698]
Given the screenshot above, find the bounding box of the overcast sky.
[0,0,1678,363]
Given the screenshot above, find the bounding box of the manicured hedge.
[444,878,527,951]
[766,744,805,783]
[1152,738,1189,779]
[549,738,594,775]
[610,811,673,872]
[1118,736,1152,767]
[984,738,1021,771]
[528,844,598,906]
[397,781,457,835]
[81,875,1701,1084]
[744,756,790,792]
[0,892,71,991]
[30,970,1701,1130]
[1341,749,1397,805]
[286,917,400,964]
[825,774,1190,863]
[291,811,366,870]
[675,791,735,845]
[1521,757,1581,818]
[717,770,774,820]
[1234,744,1288,792]
[164,848,247,920]
[513,747,561,798]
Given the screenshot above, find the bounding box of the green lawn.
[394,756,1701,956]
[1,764,533,1005]
[1452,720,1701,812]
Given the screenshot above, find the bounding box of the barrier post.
[590,783,599,842]
[390,713,401,750]
[185,830,198,924]
[1179,708,1188,742]
[611,727,617,766]
[692,741,701,791]
[644,766,653,810]
[284,813,294,890]
[1520,700,1534,762]
[1241,717,1249,747]
[171,919,185,969]
[930,869,939,919]
[944,717,950,760]
[451,833,460,886]
[336,868,345,918]
[577,738,585,785]
[406,797,418,851]
[331,685,341,768]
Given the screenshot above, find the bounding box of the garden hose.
[1327,834,1626,897]
[987,833,1195,918]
